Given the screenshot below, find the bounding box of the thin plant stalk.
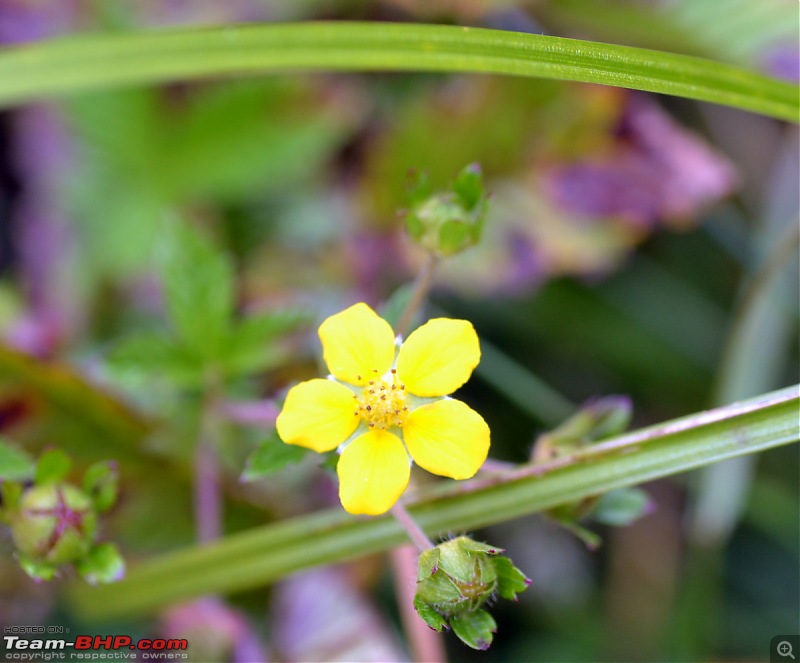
[67,384,799,618]
[391,545,447,663]
[395,252,438,339]
[391,501,434,551]
[194,374,224,544]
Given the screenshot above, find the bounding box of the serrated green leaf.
[77,543,126,584]
[0,438,35,482]
[492,556,531,601]
[221,309,309,378]
[242,436,306,481]
[35,449,72,484]
[450,609,497,650]
[107,330,206,386]
[590,487,651,526]
[161,222,235,360]
[161,82,341,202]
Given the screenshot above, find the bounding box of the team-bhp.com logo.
[4,635,188,660]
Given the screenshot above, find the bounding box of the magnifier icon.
[778,641,795,659]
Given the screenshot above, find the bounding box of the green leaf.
[0,438,35,482]
[0,482,23,517]
[559,520,603,551]
[241,435,306,482]
[404,212,425,242]
[380,284,416,331]
[35,449,72,484]
[534,395,632,459]
[0,344,152,460]
[107,330,206,386]
[77,543,126,585]
[590,487,651,526]
[82,462,119,513]
[406,169,433,206]
[67,385,799,617]
[492,556,531,601]
[413,595,448,632]
[221,309,310,378]
[0,24,795,121]
[450,609,497,650]
[417,547,441,579]
[160,81,341,201]
[161,222,235,360]
[18,555,60,582]
[452,163,484,212]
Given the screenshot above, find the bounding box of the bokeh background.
[1,1,798,661]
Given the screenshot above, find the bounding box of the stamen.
[355,373,409,430]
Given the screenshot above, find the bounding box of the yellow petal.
[403,399,490,479]
[396,318,480,397]
[319,303,396,386]
[276,379,359,453]
[337,430,410,515]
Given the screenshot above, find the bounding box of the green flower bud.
[404,164,489,257]
[10,483,97,566]
[533,395,632,461]
[414,536,530,650]
[416,537,499,616]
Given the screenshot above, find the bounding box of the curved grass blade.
[0,22,796,121]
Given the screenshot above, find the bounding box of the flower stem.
[395,252,438,338]
[391,545,447,663]
[194,373,224,545]
[391,501,433,551]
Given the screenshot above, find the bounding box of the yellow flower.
[276,303,490,516]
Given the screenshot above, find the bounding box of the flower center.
[354,369,408,430]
